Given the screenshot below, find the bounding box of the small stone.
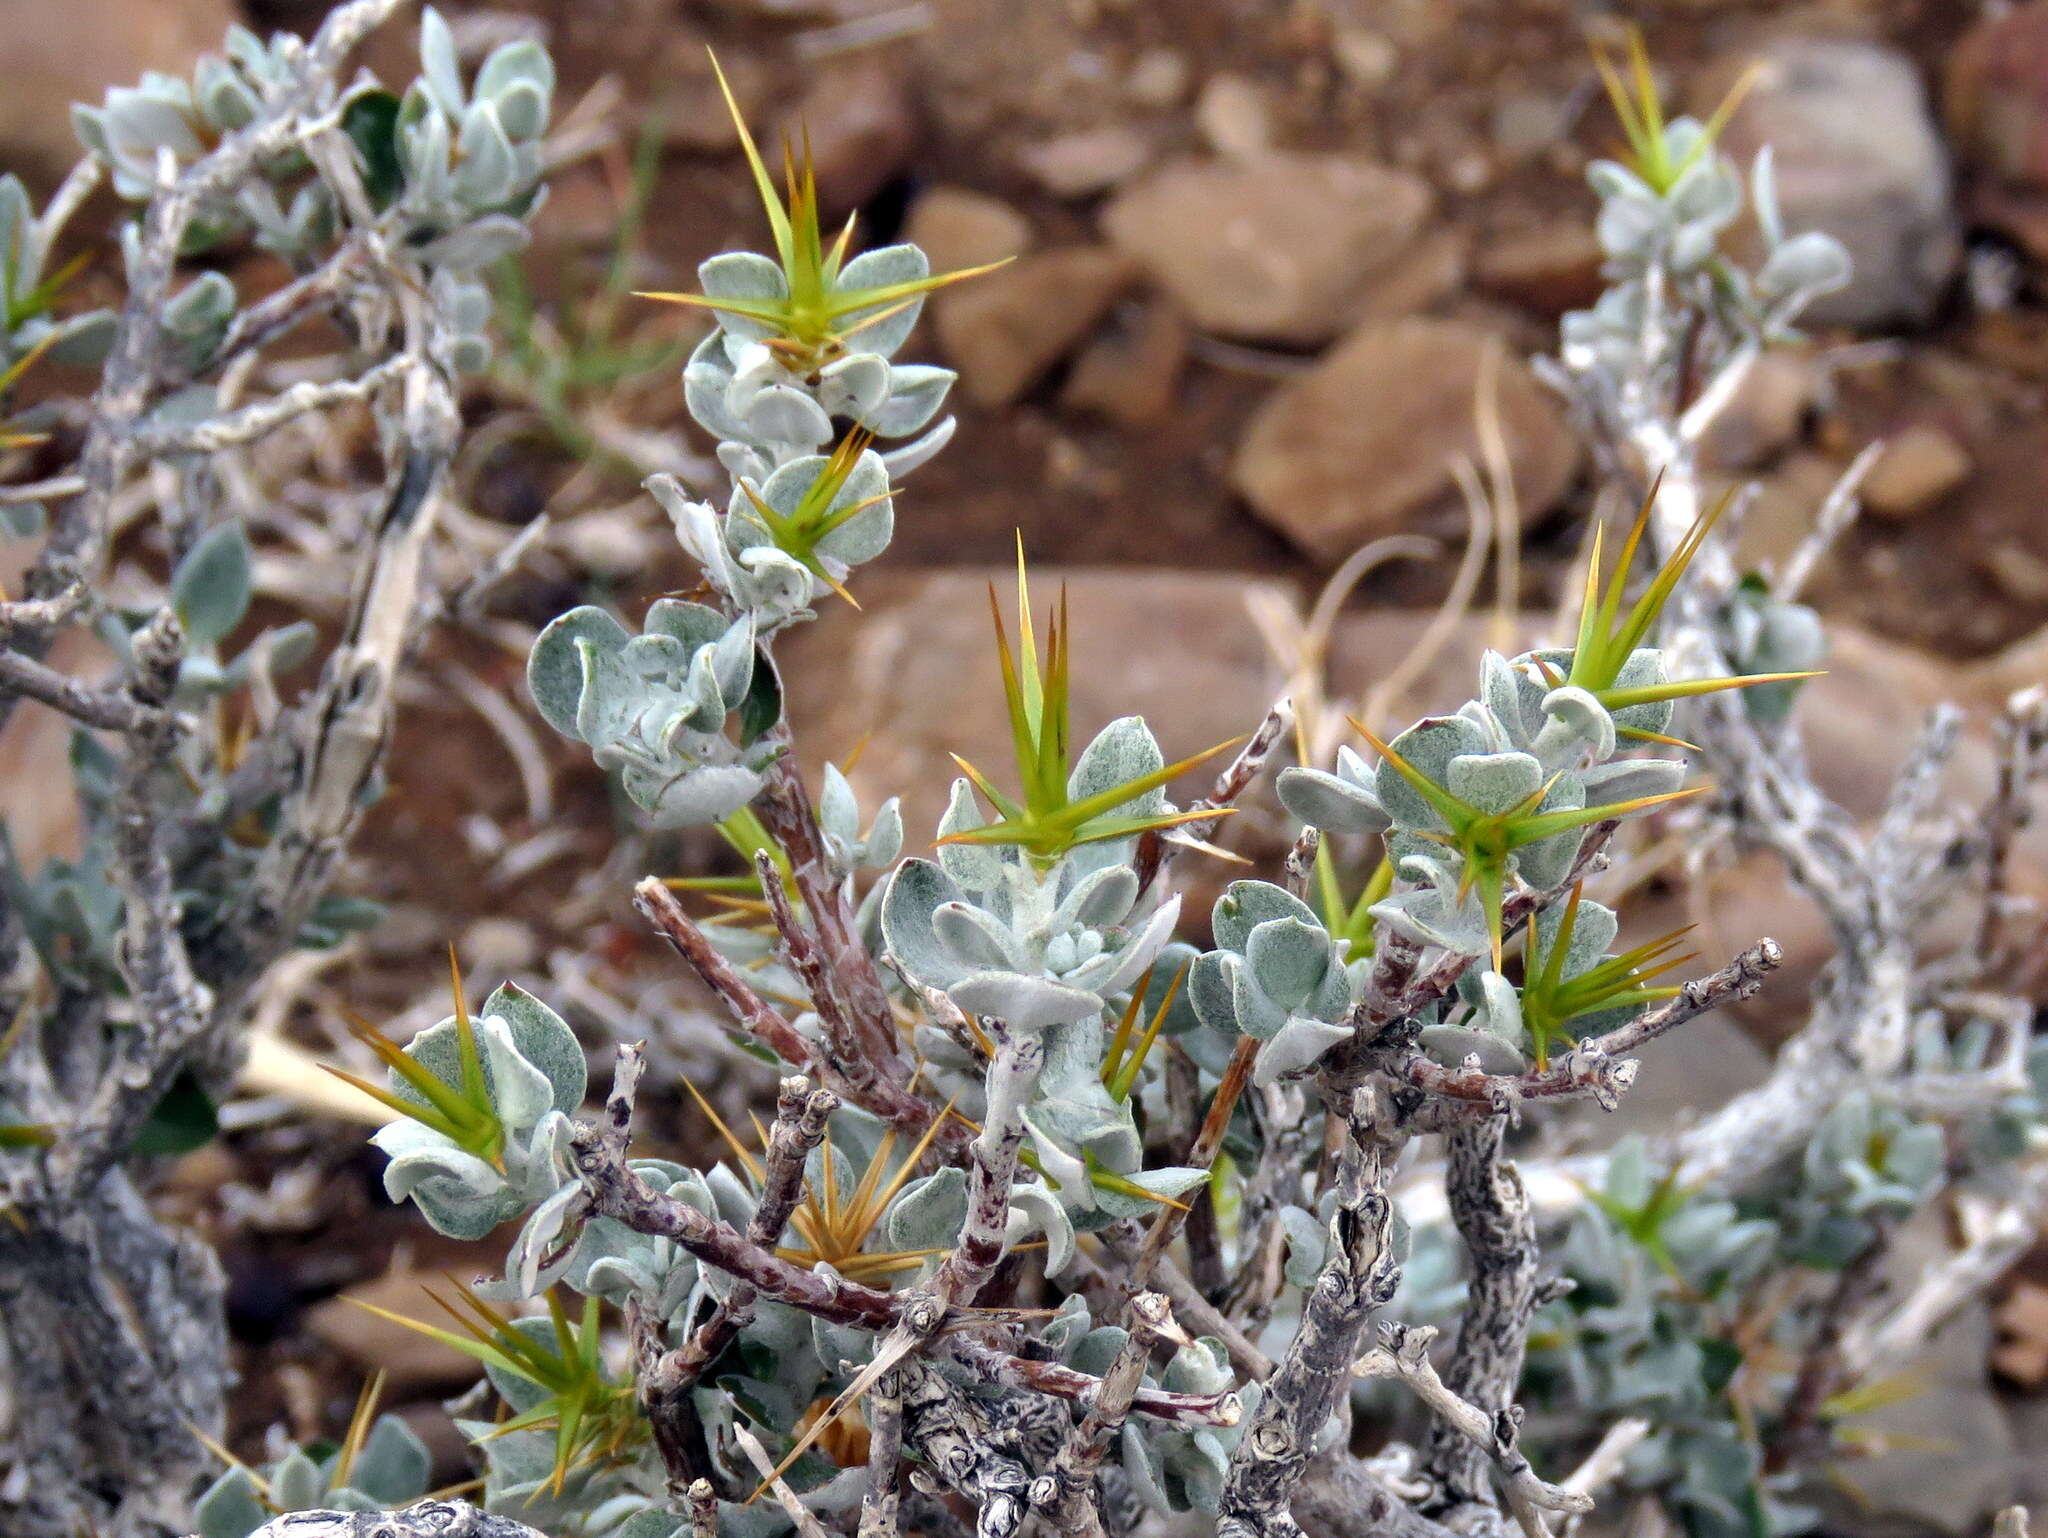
[1473,224,1606,316]
[530,163,638,251]
[1491,92,1572,163]
[904,186,1033,275]
[1716,452,1844,576]
[1330,25,1398,90]
[1971,620,2048,701]
[1195,73,1275,160]
[1042,433,1094,495]
[461,917,539,977]
[647,44,765,154]
[1354,228,1468,323]
[1710,36,1959,330]
[933,247,1137,407]
[1101,153,1435,345]
[163,1142,243,1200]
[1060,297,1190,426]
[1994,1282,2048,1384]
[1230,318,1579,560]
[1796,623,1995,820]
[1699,351,1812,471]
[556,507,664,578]
[1015,126,1154,198]
[1443,149,1495,196]
[1983,542,2048,603]
[1861,423,1972,519]
[1969,184,2048,268]
[1821,1312,2014,1535]
[0,629,101,868]
[1124,48,1190,109]
[775,56,915,215]
[1946,2,2048,190]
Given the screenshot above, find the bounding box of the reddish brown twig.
[1402,939,1782,1113]
[1133,696,1292,890]
[633,877,949,1141]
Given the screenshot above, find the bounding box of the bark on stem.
[753,851,913,1131]
[228,1501,548,1538]
[573,1053,1238,1427]
[755,744,907,1071]
[1133,695,1292,891]
[1400,940,1781,1116]
[857,1370,906,1538]
[942,1336,1242,1429]
[634,877,815,1066]
[641,1077,836,1491]
[674,1075,835,1380]
[687,1479,718,1538]
[633,878,948,1141]
[1218,1087,1404,1538]
[0,647,175,732]
[1353,1323,1592,1538]
[1422,1118,1540,1505]
[1036,1293,1184,1535]
[934,1025,1042,1304]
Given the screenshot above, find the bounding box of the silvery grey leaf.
[1531,685,1616,767]
[817,353,892,419]
[1417,1024,1526,1075]
[1278,1205,1328,1289]
[1445,750,1543,815]
[454,101,516,207]
[194,1470,267,1538]
[1252,1015,1352,1086]
[417,6,466,120]
[834,243,929,357]
[1188,950,1240,1035]
[1068,714,1166,811]
[886,1166,968,1254]
[935,776,1006,889]
[1211,880,1318,953]
[414,213,530,270]
[1229,954,1289,1042]
[879,414,957,478]
[1053,862,1140,931]
[492,79,548,142]
[1275,762,1389,834]
[270,1451,323,1514]
[881,857,971,988]
[527,605,629,737]
[1243,916,1332,1014]
[624,760,766,827]
[171,520,252,650]
[933,900,1027,974]
[867,363,956,437]
[949,969,1102,1029]
[1757,230,1852,303]
[696,251,787,345]
[477,39,554,131]
[1376,714,1489,830]
[1577,755,1685,805]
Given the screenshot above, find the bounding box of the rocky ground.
[9,0,2048,1530]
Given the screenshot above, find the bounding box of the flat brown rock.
[1101,153,1435,345]
[1230,318,1578,561]
[934,248,1138,408]
[780,567,1295,843]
